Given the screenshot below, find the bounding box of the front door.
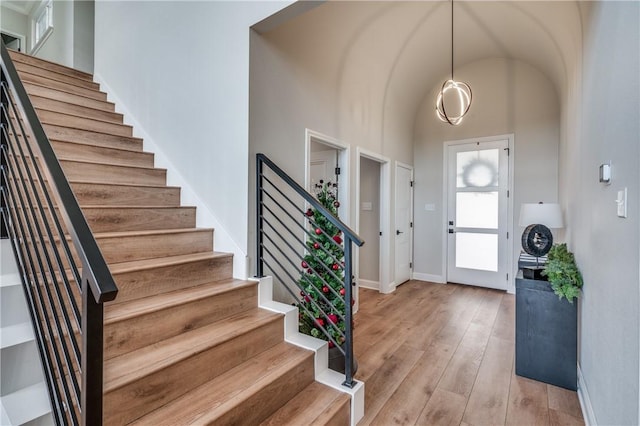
[446,139,509,290]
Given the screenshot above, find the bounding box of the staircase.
[3,49,354,425]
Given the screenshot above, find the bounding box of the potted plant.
[298,181,356,374]
[542,243,583,303]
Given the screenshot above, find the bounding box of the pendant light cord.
[451,0,454,80]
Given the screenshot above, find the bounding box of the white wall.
[72,0,94,73]
[413,58,560,287]
[564,2,640,424]
[94,1,291,278]
[0,6,29,51]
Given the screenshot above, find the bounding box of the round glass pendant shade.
[436,79,472,126]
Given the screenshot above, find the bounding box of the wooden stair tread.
[30,95,123,123]
[59,157,162,172]
[260,381,351,426]
[24,82,116,112]
[104,279,254,324]
[69,180,178,190]
[17,70,107,101]
[104,307,282,392]
[106,251,232,275]
[13,60,100,90]
[52,138,144,154]
[42,123,143,146]
[51,227,211,243]
[8,49,93,81]
[129,341,312,425]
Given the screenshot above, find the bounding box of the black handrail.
[256,153,363,388]
[0,41,117,425]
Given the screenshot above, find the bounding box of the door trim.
[394,161,414,290]
[355,147,391,296]
[442,134,515,292]
[305,129,350,227]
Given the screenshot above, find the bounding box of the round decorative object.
[436,79,472,126]
[521,224,553,257]
[461,158,498,187]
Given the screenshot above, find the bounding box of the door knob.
[396,230,403,235]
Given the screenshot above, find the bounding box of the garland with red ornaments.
[298,180,347,348]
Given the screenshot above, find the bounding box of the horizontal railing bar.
[0,184,67,425]
[4,170,81,409]
[258,154,363,247]
[262,254,344,352]
[2,120,82,333]
[2,174,78,424]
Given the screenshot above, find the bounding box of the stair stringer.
[92,73,249,280]
[255,276,365,426]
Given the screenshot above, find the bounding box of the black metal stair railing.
[0,42,117,425]
[255,153,364,388]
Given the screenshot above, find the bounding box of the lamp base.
[522,266,547,281]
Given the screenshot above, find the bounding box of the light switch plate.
[361,202,372,211]
[617,188,627,218]
[424,203,435,211]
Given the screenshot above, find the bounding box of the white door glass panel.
[455,233,498,271]
[456,149,499,188]
[456,192,499,229]
[447,139,509,290]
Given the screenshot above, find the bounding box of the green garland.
[542,243,583,303]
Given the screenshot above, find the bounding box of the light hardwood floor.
[354,280,584,426]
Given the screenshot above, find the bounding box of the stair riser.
[104,284,257,359]
[324,398,352,426]
[112,255,233,303]
[37,109,133,137]
[210,355,315,425]
[53,141,154,168]
[71,182,181,207]
[9,51,94,82]
[19,72,107,101]
[60,161,166,186]
[57,229,213,265]
[31,96,124,124]
[83,207,196,233]
[28,207,195,234]
[25,83,115,112]
[103,317,284,425]
[14,61,100,91]
[43,124,142,151]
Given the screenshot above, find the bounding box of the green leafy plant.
[542,243,583,303]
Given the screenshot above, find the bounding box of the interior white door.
[446,139,509,290]
[395,164,413,285]
[310,150,337,190]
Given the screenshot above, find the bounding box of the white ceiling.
[2,0,40,15]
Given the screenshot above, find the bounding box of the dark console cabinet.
[515,277,577,390]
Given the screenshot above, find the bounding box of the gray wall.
[33,0,74,67]
[73,0,94,73]
[413,57,560,287]
[566,2,640,424]
[359,156,380,284]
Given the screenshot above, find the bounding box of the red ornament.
[315,228,322,235]
[328,341,335,348]
[306,209,314,217]
[340,288,346,296]
[307,268,313,274]
[315,318,325,327]
[301,260,308,268]
[333,235,342,244]
[313,242,320,250]
[333,201,340,208]
[351,299,355,306]
[328,314,339,324]
[304,296,310,302]
[332,263,340,271]
[322,286,330,293]
[300,290,305,297]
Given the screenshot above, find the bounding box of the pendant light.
[436,0,472,126]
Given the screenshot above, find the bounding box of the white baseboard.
[412,272,446,283]
[577,364,596,426]
[94,74,248,279]
[358,279,379,291]
[256,276,364,426]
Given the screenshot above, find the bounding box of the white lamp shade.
[519,203,564,228]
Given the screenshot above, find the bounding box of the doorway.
[445,136,512,290]
[1,31,26,53]
[358,157,381,290]
[395,163,413,286]
[305,129,349,224]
